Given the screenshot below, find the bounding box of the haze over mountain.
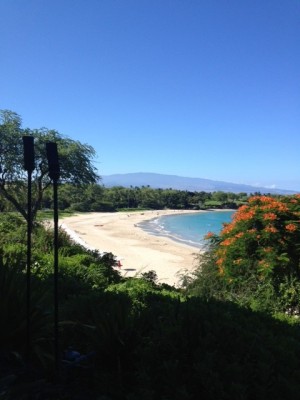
[102,173,297,195]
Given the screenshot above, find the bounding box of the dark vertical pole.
[46,142,60,374]
[53,177,59,373]
[26,168,32,359]
[22,136,35,361]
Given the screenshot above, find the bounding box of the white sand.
[60,210,203,287]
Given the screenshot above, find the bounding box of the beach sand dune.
[61,210,201,287]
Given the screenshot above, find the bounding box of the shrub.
[194,195,300,313]
[0,256,52,366]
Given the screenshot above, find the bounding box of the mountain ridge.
[101,173,297,195]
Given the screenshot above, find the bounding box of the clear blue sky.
[1,0,299,190]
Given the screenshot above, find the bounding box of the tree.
[201,195,300,312]
[211,191,228,203]
[0,110,100,222]
[210,195,300,281]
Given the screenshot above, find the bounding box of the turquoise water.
[139,210,235,248]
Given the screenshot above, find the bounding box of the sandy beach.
[61,210,202,287]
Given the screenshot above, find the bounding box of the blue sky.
[1,0,299,190]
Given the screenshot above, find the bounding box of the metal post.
[22,136,35,361]
[53,177,59,372]
[46,142,60,374]
[26,169,32,359]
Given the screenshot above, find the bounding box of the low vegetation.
[1,112,300,398]
[1,182,255,214]
[48,184,251,211]
[1,196,300,399]
[188,194,300,315]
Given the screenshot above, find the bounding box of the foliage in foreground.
[189,195,300,314]
[2,269,300,399]
[0,109,99,222]
[1,209,300,399]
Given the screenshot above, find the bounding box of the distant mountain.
[101,173,297,195]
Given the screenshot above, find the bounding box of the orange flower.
[221,238,236,246]
[249,195,273,204]
[237,205,249,211]
[248,195,289,214]
[265,225,278,233]
[285,223,297,232]
[235,232,244,238]
[263,213,277,221]
[221,223,234,234]
[260,201,288,212]
[234,210,256,222]
[275,203,289,212]
[205,231,214,239]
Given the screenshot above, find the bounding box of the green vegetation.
[1,111,300,398]
[1,203,300,399]
[0,110,260,215]
[0,110,99,222]
[26,184,250,213]
[188,195,300,315]
[0,178,258,215]
[64,185,249,211]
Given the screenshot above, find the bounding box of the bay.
[138,210,235,248]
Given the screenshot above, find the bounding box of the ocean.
[138,210,235,249]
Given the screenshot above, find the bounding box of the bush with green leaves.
[0,214,121,297]
[2,211,300,398]
[190,195,300,313]
[58,280,300,399]
[0,256,52,368]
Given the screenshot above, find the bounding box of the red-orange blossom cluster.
[206,195,300,280]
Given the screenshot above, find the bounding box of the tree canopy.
[0,110,99,221]
[211,195,300,282]
[191,194,300,314]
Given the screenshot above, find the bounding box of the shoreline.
[60,210,204,287]
[137,208,235,248]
